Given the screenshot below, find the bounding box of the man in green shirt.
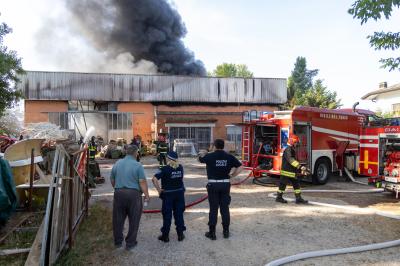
[110,145,150,251]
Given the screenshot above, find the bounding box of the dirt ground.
[88,156,400,266]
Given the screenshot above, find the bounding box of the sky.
[1,0,400,111]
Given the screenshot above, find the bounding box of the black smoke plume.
[66,0,206,76]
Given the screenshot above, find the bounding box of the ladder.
[242,125,251,162]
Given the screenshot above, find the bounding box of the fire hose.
[264,187,400,265]
[248,166,400,265]
[143,170,253,214]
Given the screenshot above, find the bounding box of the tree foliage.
[375,108,395,118]
[349,0,400,71]
[290,57,318,95]
[296,79,342,109]
[0,109,23,136]
[285,57,341,109]
[211,63,253,78]
[0,21,24,117]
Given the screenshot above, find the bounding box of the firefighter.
[130,136,142,162]
[157,141,169,167]
[88,136,100,188]
[276,134,308,204]
[152,151,186,242]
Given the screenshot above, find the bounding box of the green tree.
[349,0,400,71]
[0,21,24,117]
[285,57,341,109]
[211,63,253,78]
[375,108,395,118]
[296,79,342,109]
[291,57,318,96]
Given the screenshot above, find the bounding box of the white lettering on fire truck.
[384,127,400,133]
[320,113,348,120]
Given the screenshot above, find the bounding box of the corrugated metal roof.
[18,71,287,104]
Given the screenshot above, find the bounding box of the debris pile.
[21,123,69,141]
[99,139,127,159]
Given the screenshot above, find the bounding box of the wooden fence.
[39,145,88,265]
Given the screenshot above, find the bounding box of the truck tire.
[313,158,331,185]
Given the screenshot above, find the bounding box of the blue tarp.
[0,158,17,226]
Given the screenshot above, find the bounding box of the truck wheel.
[313,158,331,185]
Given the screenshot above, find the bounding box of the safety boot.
[275,192,288,203]
[205,226,216,240]
[223,226,230,239]
[295,193,308,204]
[177,232,185,241]
[158,233,169,243]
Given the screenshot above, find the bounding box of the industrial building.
[19,71,287,152]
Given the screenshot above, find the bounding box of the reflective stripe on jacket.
[281,145,300,178]
[89,145,97,159]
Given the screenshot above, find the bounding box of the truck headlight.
[391,169,398,177]
[384,169,389,176]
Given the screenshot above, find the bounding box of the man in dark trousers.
[199,139,243,240]
[111,145,150,250]
[157,141,169,167]
[276,134,308,204]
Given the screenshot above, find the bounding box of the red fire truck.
[359,120,400,197]
[241,106,400,195]
[241,107,373,184]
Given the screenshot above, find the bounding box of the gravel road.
[90,156,400,266]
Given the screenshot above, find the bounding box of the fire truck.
[359,119,400,197]
[240,106,400,194]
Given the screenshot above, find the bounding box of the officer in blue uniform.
[199,139,243,240]
[152,151,186,242]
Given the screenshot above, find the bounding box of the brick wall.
[156,104,277,140]
[25,100,277,143]
[24,100,68,124]
[118,102,154,143]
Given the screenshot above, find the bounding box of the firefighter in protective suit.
[276,134,308,204]
[88,136,100,188]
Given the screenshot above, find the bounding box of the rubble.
[21,123,69,141]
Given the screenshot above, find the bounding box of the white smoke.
[33,0,158,74]
[99,52,157,74]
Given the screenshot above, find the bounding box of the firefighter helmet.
[288,134,300,145]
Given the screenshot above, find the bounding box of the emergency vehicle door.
[294,122,312,168]
[359,134,379,177]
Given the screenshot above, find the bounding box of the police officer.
[276,134,308,204]
[199,139,243,240]
[152,151,186,242]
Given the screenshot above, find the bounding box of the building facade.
[19,71,287,152]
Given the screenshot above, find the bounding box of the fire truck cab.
[241,107,366,184]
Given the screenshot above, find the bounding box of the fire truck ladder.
[242,126,251,162]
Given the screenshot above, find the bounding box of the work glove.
[300,166,307,171]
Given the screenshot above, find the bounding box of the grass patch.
[55,203,114,265]
[0,212,44,266]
